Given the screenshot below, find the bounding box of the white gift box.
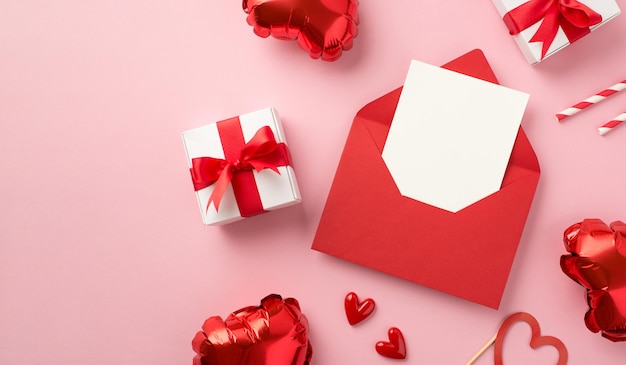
[182,108,301,225]
[492,0,620,64]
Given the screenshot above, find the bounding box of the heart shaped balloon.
[561,218,626,341]
[192,294,312,365]
[242,0,359,61]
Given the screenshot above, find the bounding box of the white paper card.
[382,60,529,213]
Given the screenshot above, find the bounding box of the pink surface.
[2,1,626,364]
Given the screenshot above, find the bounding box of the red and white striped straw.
[598,112,626,136]
[556,79,626,122]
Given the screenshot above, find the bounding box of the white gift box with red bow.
[492,0,620,64]
[182,108,301,225]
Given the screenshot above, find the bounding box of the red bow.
[190,125,291,215]
[503,0,602,59]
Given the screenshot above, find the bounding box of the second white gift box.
[492,0,620,64]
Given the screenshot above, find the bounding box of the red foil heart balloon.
[561,218,626,341]
[494,312,567,365]
[375,327,406,360]
[344,292,375,325]
[191,294,312,365]
[242,0,359,61]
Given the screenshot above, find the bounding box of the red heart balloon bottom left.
[376,327,407,360]
[242,0,359,61]
[192,294,312,365]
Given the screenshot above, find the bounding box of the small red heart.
[344,292,375,325]
[494,312,568,365]
[376,327,406,360]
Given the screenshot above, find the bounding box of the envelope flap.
[356,49,539,185]
[507,128,540,174]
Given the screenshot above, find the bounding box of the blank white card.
[382,60,529,213]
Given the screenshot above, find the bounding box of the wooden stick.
[465,333,497,365]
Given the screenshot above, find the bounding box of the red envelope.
[311,49,540,309]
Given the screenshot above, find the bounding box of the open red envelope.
[311,49,540,309]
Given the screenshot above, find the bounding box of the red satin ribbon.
[190,117,291,217]
[503,0,602,59]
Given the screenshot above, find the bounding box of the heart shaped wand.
[466,312,567,365]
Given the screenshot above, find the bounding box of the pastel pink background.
[2,1,626,364]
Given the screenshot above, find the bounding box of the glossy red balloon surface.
[561,218,626,341]
[192,294,312,364]
[243,0,359,61]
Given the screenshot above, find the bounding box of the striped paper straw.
[598,112,626,136]
[556,80,626,122]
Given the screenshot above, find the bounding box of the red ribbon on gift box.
[190,117,291,217]
[503,0,602,59]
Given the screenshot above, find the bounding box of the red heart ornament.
[242,0,359,61]
[494,312,567,365]
[344,292,375,325]
[376,327,406,360]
